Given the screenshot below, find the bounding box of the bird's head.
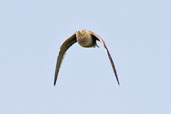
[76,29,86,37]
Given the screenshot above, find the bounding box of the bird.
[54,29,120,86]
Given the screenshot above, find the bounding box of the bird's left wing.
[54,33,77,86]
[90,31,120,85]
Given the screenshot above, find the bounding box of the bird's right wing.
[54,33,77,86]
[90,31,120,85]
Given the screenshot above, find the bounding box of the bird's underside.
[54,29,120,86]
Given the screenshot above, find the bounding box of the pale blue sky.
[0,0,171,114]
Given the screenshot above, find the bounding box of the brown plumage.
[54,29,120,86]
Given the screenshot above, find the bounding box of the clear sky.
[0,0,171,114]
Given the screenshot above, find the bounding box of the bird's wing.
[90,31,120,85]
[54,33,77,86]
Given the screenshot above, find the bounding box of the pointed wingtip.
[117,81,120,86]
[116,78,120,86]
[54,73,58,86]
[54,80,56,86]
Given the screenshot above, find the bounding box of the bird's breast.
[77,34,93,47]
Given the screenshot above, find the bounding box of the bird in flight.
[54,29,120,86]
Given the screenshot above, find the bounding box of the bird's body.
[54,29,120,86]
[76,30,95,47]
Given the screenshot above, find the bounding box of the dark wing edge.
[54,33,77,86]
[90,31,120,85]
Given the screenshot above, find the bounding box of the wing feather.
[54,33,77,86]
[90,31,120,85]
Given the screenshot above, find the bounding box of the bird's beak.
[78,31,82,36]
